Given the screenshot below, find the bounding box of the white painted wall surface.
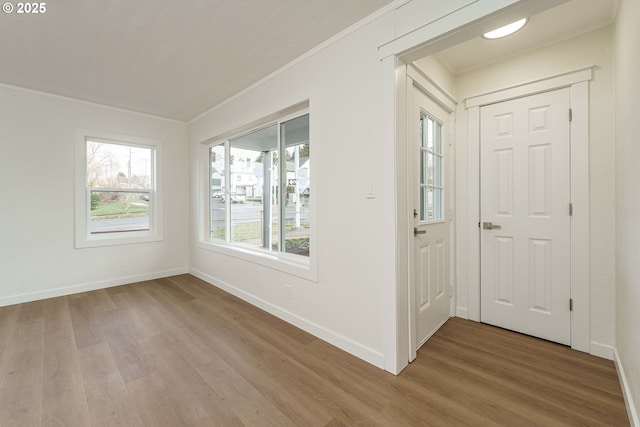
[453,26,616,349]
[393,0,476,37]
[614,0,640,422]
[412,56,458,99]
[0,85,189,305]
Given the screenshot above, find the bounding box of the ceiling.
[432,0,619,75]
[0,0,392,122]
[1,0,619,121]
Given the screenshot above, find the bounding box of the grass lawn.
[211,221,309,256]
[91,200,149,220]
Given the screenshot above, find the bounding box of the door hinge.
[569,108,573,122]
[413,208,418,218]
[569,203,573,216]
[570,298,573,311]
[449,286,453,298]
[478,222,481,228]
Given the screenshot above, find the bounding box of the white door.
[412,85,451,355]
[480,88,571,345]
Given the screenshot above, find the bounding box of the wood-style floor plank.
[138,333,246,427]
[143,286,336,425]
[195,356,298,427]
[126,371,195,426]
[78,342,143,427]
[68,294,108,349]
[0,317,44,426]
[97,292,158,385]
[16,299,45,323]
[0,304,21,376]
[41,297,91,426]
[157,278,391,426]
[0,274,630,426]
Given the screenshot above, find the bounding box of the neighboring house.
[211,153,309,200]
[210,166,224,194]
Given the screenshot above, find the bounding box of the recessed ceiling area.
[0,0,393,121]
[432,0,618,76]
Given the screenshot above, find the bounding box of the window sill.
[76,232,163,249]
[197,239,316,282]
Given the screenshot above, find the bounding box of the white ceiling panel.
[0,0,393,121]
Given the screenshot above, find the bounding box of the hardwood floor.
[0,274,628,426]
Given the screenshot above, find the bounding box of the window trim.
[75,129,164,248]
[197,102,316,281]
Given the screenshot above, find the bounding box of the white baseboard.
[590,341,615,360]
[456,307,469,319]
[189,268,385,369]
[0,267,189,307]
[614,348,640,427]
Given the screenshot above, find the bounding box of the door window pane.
[434,119,442,153]
[419,113,444,221]
[421,187,434,221]
[424,117,434,151]
[434,154,442,187]
[433,188,442,220]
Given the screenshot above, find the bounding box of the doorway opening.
[389,0,613,371]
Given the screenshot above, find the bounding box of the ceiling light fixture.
[482,18,528,39]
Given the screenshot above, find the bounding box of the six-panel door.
[480,88,572,345]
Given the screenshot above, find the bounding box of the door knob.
[483,222,501,230]
[414,227,426,235]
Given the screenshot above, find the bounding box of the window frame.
[75,129,163,248]
[198,104,316,281]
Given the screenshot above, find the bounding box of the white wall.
[614,0,640,422]
[0,85,189,305]
[412,55,458,99]
[452,26,616,351]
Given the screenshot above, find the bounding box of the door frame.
[464,67,592,353]
[406,65,457,361]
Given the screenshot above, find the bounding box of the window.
[205,110,311,262]
[420,113,444,221]
[75,129,163,248]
